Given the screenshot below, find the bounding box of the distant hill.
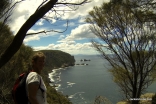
[40,50,75,69]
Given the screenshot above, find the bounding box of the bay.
[49,55,156,104]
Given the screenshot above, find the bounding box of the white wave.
[58,68,63,70]
[67,82,76,85]
[67,82,76,87]
[48,68,62,84]
[55,84,61,90]
[68,92,85,99]
[50,78,55,82]
[68,95,75,98]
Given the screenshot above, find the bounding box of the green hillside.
[40,50,75,69]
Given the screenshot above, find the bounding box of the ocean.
[48,55,156,104]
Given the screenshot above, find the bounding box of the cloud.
[60,0,110,19]
[36,19,45,26]
[33,42,99,55]
[24,35,40,43]
[10,15,26,35]
[10,0,44,33]
[59,24,96,43]
[59,35,65,39]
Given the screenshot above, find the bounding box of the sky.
[9,0,110,55]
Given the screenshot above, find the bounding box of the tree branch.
[56,0,90,5]
[26,20,69,35]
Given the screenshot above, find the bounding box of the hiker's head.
[32,52,46,72]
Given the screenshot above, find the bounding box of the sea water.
[49,55,156,104]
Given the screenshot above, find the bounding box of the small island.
[75,63,88,66]
[80,59,91,61]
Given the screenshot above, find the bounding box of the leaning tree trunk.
[0,0,58,69]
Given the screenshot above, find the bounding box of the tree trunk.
[0,0,58,69]
[131,100,139,104]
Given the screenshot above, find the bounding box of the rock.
[80,59,91,61]
[81,63,85,65]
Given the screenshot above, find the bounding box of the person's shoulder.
[27,72,40,83]
[30,71,38,75]
[28,72,38,77]
[27,72,41,79]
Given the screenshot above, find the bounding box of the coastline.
[49,68,63,90]
[48,66,72,90]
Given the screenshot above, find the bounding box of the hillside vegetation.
[0,22,74,104]
[41,50,75,69]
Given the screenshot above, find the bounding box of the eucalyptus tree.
[0,0,89,69]
[0,0,12,33]
[86,1,156,104]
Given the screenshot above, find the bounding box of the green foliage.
[0,0,10,16]
[46,84,72,104]
[94,96,112,104]
[109,67,131,83]
[0,22,34,104]
[0,22,13,55]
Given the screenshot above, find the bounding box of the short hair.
[32,52,46,62]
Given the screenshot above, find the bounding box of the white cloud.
[59,35,65,39]
[24,35,40,43]
[36,19,45,26]
[10,0,44,33]
[33,42,99,55]
[60,0,110,19]
[58,24,96,43]
[10,15,26,35]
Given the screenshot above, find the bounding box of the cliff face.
[40,50,75,69]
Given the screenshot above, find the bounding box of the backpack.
[12,71,44,104]
[12,72,30,104]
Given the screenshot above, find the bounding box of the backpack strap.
[39,78,45,100]
[39,79,44,92]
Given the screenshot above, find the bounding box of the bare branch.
[56,0,90,5]
[26,20,69,36]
